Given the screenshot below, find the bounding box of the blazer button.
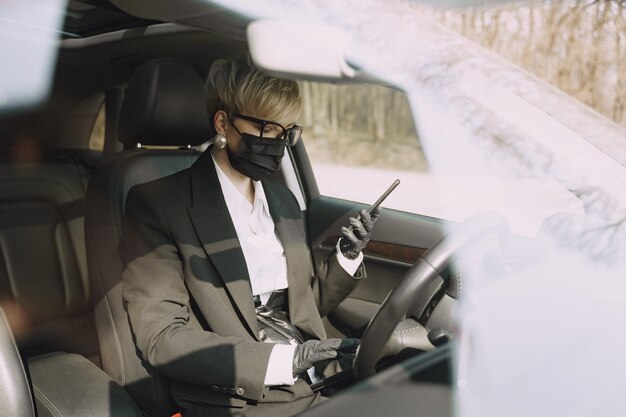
[235,387,245,396]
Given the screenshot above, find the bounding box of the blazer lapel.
[186,151,259,339]
[263,182,326,340]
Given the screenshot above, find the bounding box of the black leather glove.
[292,339,361,377]
[292,339,342,377]
[339,208,380,260]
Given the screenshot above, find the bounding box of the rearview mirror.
[247,20,358,81]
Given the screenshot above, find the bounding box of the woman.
[120,54,378,417]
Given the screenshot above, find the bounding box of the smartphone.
[366,179,400,214]
[339,179,400,255]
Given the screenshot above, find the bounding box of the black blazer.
[119,150,362,415]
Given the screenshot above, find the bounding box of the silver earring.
[213,133,227,149]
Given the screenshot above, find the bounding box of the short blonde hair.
[204,54,302,136]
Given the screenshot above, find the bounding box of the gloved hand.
[292,339,341,377]
[339,208,380,260]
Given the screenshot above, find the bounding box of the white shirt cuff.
[335,239,364,277]
[264,344,297,386]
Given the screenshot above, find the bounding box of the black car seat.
[85,59,207,417]
[0,146,141,416]
[0,303,140,417]
[0,149,97,360]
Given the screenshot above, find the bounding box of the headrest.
[118,59,210,147]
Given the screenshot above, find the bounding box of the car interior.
[0,1,460,416]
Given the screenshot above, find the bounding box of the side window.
[88,103,105,152]
[301,82,582,233]
[301,81,427,213]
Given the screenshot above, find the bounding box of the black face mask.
[227,133,286,181]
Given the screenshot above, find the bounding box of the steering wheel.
[353,212,509,380]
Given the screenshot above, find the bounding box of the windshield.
[9,0,621,414]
